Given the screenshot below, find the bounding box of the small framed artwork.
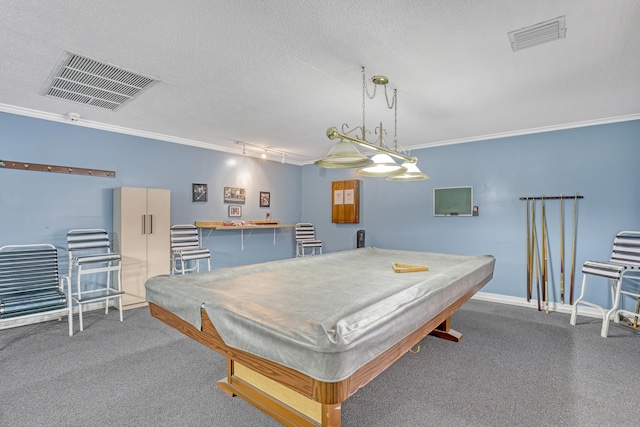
[224,186,246,204]
[260,191,271,208]
[192,183,208,202]
[229,205,242,217]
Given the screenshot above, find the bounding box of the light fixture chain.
[362,67,377,100]
[383,84,396,110]
[362,68,366,138]
[393,89,398,150]
[361,66,379,141]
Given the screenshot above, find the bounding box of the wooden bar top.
[195,220,296,230]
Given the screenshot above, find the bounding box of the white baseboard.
[471,291,604,319]
[0,301,125,330]
[0,310,68,330]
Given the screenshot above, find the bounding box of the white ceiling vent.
[508,16,566,52]
[42,52,158,111]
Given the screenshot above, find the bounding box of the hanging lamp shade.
[386,162,430,181]
[314,140,373,168]
[356,153,407,177]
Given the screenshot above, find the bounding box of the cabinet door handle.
[142,214,146,235]
[149,214,153,234]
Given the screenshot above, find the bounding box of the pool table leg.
[429,316,462,342]
[321,403,341,426]
[217,359,342,427]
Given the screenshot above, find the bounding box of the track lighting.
[234,140,294,164]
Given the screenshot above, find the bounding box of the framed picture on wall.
[192,183,208,202]
[259,191,270,207]
[224,186,246,204]
[229,205,242,217]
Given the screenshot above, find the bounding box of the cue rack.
[519,194,583,313]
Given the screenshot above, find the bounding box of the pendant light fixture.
[315,67,429,181]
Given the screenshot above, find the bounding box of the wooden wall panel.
[332,180,359,224]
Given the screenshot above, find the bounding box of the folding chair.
[0,244,72,335]
[570,231,640,337]
[170,224,211,274]
[295,223,323,257]
[67,229,123,334]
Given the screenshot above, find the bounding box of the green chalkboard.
[433,187,473,216]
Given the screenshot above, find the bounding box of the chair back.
[67,229,120,269]
[295,223,317,242]
[170,225,201,251]
[0,244,68,319]
[610,231,640,268]
[170,224,210,274]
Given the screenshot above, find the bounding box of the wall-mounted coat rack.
[0,159,115,178]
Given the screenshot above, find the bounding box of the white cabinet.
[113,187,170,308]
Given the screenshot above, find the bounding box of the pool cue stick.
[569,194,578,305]
[560,195,565,304]
[542,196,549,314]
[531,200,541,311]
[526,198,532,301]
[634,297,640,328]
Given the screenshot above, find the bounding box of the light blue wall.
[0,112,302,268]
[3,111,639,311]
[302,120,640,311]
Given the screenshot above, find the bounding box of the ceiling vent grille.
[42,52,158,111]
[508,16,566,51]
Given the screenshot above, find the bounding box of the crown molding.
[0,103,306,166]
[2,102,637,167]
[409,113,640,150]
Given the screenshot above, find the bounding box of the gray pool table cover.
[145,247,495,382]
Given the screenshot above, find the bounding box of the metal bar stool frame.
[170,224,211,274]
[67,229,124,334]
[570,231,640,337]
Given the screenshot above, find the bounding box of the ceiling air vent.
[42,52,158,111]
[508,16,566,52]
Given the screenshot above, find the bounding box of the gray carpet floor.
[1,300,639,426]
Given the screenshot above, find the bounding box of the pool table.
[146,247,495,426]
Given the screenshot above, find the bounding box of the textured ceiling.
[1,0,639,165]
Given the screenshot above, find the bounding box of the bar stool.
[295,223,323,257]
[67,229,123,333]
[170,224,211,274]
[570,231,640,337]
